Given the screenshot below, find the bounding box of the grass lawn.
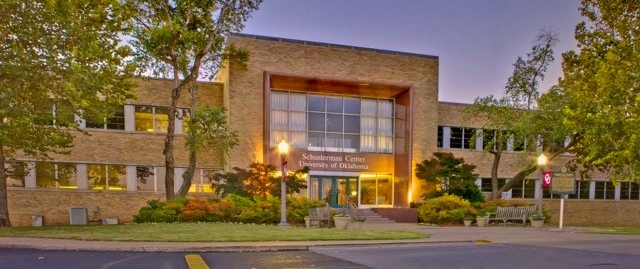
[587,226,640,235]
[0,222,428,242]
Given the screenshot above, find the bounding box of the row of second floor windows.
[4,162,216,193]
[480,178,640,200]
[438,126,569,152]
[42,104,191,134]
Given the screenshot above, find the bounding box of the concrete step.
[354,208,396,223]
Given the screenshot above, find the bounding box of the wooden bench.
[308,206,332,228]
[487,205,537,227]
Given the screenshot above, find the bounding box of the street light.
[537,153,547,215]
[278,138,290,227]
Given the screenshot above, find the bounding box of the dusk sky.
[242,0,582,104]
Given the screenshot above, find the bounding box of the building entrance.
[309,176,358,208]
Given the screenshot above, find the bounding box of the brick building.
[6,34,639,226]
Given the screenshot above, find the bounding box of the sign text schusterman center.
[300,153,369,170]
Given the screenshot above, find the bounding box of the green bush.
[418,194,475,224]
[287,196,326,224]
[133,199,180,223]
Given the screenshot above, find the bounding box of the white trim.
[309,171,360,177]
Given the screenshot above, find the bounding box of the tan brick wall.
[132,78,224,107]
[8,189,217,227]
[523,199,640,227]
[226,35,439,199]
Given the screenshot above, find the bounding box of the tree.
[463,29,561,198]
[210,162,309,198]
[559,0,640,183]
[176,103,239,197]
[127,0,262,200]
[415,152,484,203]
[0,0,136,227]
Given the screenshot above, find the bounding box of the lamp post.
[278,138,290,227]
[537,153,547,215]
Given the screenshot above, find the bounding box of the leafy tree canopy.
[210,162,309,198]
[415,152,484,203]
[559,0,640,182]
[0,0,136,227]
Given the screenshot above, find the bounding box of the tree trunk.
[177,150,196,197]
[0,145,12,227]
[163,78,181,201]
[491,151,502,199]
[176,84,197,197]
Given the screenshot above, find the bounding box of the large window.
[594,181,615,200]
[135,106,169,133]
[271,91,394,153]
[620,181,639,200]
[86,106,125,130]
[88,164,126,191]
[35,162,77,189]
[5,162,28,188]
[568,180,590,199]
[360,173,393,206]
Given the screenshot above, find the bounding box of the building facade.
[5,34,639,226]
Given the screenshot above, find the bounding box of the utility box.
[69,207,88,225]
[102,218,118,225]
[31,215,43,227]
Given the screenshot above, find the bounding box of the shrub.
[133,199,180,223]
[287,196,326,224]
[418,194,475,224]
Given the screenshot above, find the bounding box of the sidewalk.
[0,223,637,254]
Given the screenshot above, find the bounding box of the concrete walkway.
[0,223,638,254]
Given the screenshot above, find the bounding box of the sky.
[241,0,583,104]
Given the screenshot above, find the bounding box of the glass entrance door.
[309,176,358,208]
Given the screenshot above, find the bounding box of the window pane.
[377,174,393,205]
[289,93,306,111]
[308,112,325,132]
[136,166,156,192]
[344,115,360,133]
[271,110,288,129]
[308,132,324,148]
[271,91,288,109]
[35,162,57,188]
[344,97,360,114]
[450,127,463,148]
[326,113,343,132]
[437,126,443,148]
[88,164,107,190]
[154,107,169,133]
[308,95,325,111]
[57,163,77,189]
[327,96,343,113]
[325,133,342,151]
[6,162,28,188]
[344,134,359,151]
[106,107,125,130]
[108,165,126,191]
[378,100,393,117]
[361,99,376,116]
[135,106,154,132]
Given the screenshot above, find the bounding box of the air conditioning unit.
[69,207,88,225]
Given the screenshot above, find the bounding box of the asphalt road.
[3,240,640,269]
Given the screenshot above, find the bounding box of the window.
[35,162,77,189]
[88,164,126,191]
[5,162,28,188]
[271,91,393,153]
[135,106,169,133]
[360,173,393,206]
[594,181,614,200]
[620,181,639,200]
[437,126,443,147]
[568,181,590,199]
[449,127,473,149]
[86,106,125,130]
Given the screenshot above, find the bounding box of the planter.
[351,221,364,230]
[333,216,351,229]
[476,217,488,227]
[530,218,545,228]
[463,220,472,227]
[304,217,311,228]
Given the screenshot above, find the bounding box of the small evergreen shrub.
[418,194,475,224]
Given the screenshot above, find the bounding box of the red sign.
[542,171,552,188]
